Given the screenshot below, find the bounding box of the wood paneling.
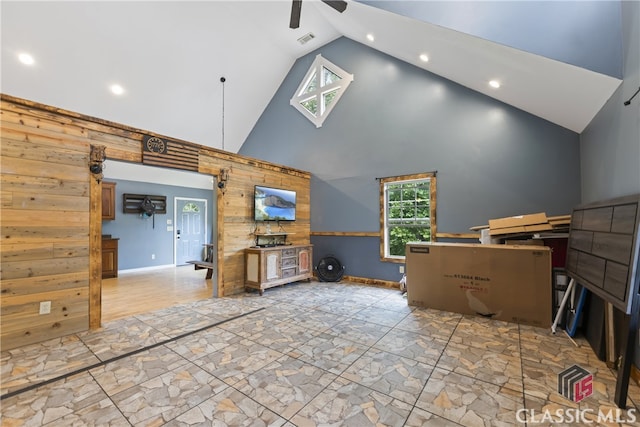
[1,272,89,296]
[1,174,89,197]
[1,97,91,349]
[0,93,311,350]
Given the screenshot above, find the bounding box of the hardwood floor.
[101,265,214,323]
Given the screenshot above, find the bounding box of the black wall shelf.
[122,194,167,214]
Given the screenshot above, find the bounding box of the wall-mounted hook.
[218,168,229,190]
[89,145,106,183]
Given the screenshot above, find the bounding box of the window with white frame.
[290,54,353,128]
[380,172,437,261]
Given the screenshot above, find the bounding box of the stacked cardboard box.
[488,212,551,236]
[471,212,571,242]
[548,215,571,232]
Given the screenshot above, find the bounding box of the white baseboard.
[118,264,176,274]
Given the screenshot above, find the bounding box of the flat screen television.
[254,185,296,221]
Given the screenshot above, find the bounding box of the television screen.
[254,185,296,221]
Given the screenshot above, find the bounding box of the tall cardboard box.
[406,242,552,327]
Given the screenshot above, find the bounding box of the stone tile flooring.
[1,280,639,426]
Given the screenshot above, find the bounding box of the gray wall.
[239,37,581,282]
[359,1,622,78]
[580,0,639,370]
[102,179,214,271]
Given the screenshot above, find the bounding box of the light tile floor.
[1,280,639,426]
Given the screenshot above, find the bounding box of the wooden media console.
[245,244,313,295]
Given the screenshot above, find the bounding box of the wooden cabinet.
[102,237,119,278]
[245,244,313,295]
[102,181,116,220]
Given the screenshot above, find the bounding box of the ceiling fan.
[289,0,347,29]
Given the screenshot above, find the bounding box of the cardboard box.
[406,242,552,327]
[488,212,552,236]
[488,212,547,229]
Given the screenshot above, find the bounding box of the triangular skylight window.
[290,54,353,128]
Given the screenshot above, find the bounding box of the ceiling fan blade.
[290,0,302,29]
[321,0,347,13]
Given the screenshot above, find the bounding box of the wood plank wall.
[0,94,311,350]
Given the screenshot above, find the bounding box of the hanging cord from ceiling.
[220,76,226,150]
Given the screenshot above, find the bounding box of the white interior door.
[175,198,208,265]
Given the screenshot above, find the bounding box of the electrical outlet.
[39,301,51,315]
[399,266,405,274]
[151,254,156,260]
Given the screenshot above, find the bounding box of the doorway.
[175,198,208,265]
[98,160,219,323]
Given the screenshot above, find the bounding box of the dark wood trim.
[216,181,225,297]
[312,274,400,290]
[311,231,482,240]
[430,176,437,239]
[89,167,102,329]
[435,232,479,240]
[378,171,436,184]
[378,172,437,262]
[342,275,400,289]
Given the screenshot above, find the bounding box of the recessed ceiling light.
[110,84,125,95]
[18,53,35,65]
[419,54,429,63]
[366,33,375,42]
[489,80,501,89]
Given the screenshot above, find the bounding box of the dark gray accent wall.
[358,0,622,78]
[580,0,639,370]
[101,179,214,271]
[239,37,581,282]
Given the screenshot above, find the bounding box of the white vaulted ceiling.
[1,1,621,154]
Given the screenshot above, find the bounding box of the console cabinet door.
[298,247,312,274]
[246,253,260,283]
[264,251,281,282]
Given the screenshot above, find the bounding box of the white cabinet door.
[265,251,281,281]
